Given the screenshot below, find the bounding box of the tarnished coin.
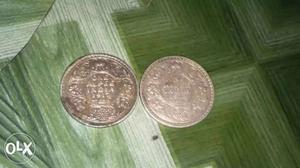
[140,56,214,128]
[60,53,137,127]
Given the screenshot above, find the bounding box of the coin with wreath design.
[61,53,138,127]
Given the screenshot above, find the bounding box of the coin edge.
[60,53,139,128]
[139,56,215,128]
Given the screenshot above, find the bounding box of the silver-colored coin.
[140,56,214,128]
[60,53,138,127]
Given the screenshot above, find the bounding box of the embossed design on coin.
[61,53,137,127]
[140,56,214,128]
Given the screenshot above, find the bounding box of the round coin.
[140,56,214,128]
[60,53,138,127]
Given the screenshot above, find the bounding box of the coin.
[140,56,214,128]
[60,53,138,127]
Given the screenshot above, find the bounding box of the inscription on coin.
[140,56,214,128]
[61,53,137,127]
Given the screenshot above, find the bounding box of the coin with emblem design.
[140,56,214,128]
[61,53,137,127]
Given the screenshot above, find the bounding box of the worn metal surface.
[61,53,137,127]
[140,56,214,128]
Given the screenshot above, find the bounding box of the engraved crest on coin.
[60,53,137,127]
[140,56,214,128]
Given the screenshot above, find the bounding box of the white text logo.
[4,133,35,164]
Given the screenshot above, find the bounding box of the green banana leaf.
[0,0,300,167]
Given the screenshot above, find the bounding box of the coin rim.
[60,53,138,128]
[140,56,215,128]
